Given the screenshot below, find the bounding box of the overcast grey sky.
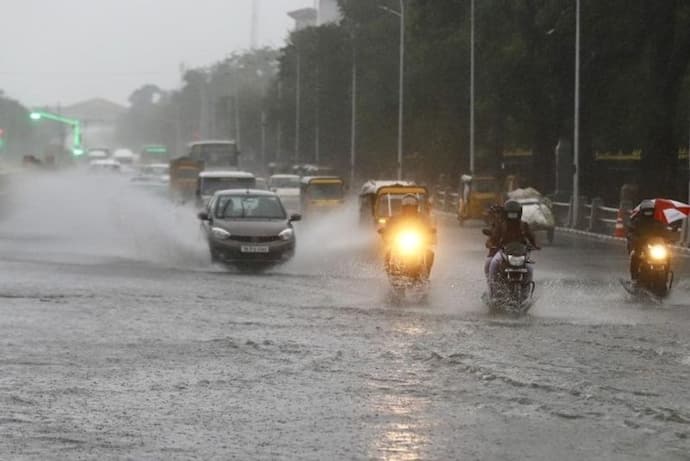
[0,0,311,107]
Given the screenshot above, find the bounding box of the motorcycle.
[628,237,673,298]
[486,241,536,314]
[381,225,434,299]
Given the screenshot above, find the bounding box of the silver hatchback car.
[198,189,301,265]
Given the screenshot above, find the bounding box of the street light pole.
[572,0,581,228]
[29,110,83,155]
[295,52,301,164]
[350,42,358,187]
[397,0,405,180]
[380,1,405,180]
[469,0,475,175]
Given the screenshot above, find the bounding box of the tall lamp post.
[350,36,358,187]
[572,0,581,228]
[30,110,83,156]
[469,0,476,175]
[380,0,405,180]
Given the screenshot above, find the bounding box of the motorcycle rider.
[627,200,668,281]
[487,200,539,294]
[381,194,436,276]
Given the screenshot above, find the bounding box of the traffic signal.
[0,128,5,151]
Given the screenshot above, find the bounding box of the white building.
[288,8,317,31]
[317,0,342,25]
[289,1,342,30]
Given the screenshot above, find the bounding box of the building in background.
[317,0,342,25]
[59,98,126,148]
[289,0,341,31]
[288,8,317,31]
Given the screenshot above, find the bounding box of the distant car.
[269,174,301,212]
[198,189,301,265]
[255,177,269,190]
[196,170,256,208]
[89,158,121,173]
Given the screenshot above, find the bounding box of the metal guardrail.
[434,190,624,235]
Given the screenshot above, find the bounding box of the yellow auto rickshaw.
[457,174,501,225]
[300,176,346,215]
[359,180,414,225]
[360,181,430,230]
[169,157,203,203]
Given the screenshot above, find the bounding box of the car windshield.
[307,183,343,200]
[376,193,428,217]
[215,195,286,220]
[201,177,256,195]
[270,177,300,188]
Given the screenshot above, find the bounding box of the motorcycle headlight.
[279,228,294,241]
[211,227,231,240]
[507,255,526,266]
[396,231,422,254]
[648,244,668,261]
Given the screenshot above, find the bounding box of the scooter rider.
[487,200,539,292]
[381,194,436,275]
[627,200,667,280]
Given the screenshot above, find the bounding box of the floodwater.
[0,171,689,459]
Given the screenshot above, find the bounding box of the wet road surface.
[1,173,689,460]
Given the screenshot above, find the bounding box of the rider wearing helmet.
[627,200,668,280]
[381,194,436,274]
[486,200,539,292]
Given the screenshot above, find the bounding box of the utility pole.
[469,0,476,175]
[277,81,283,163]
[200,79,209,139]
[350,42,357,187]
[397,0,405,180]
[314,66,320,164]
[260,111,267,168]
[572,0,581,228]
[381,2,405,179]
[295,53,301,164]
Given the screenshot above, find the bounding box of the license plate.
[241,246,269,253]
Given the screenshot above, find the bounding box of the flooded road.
[1,172,689,459]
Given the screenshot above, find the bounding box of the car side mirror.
[289,213,302,222]
[197,211,209,221]
[482,229,492,236]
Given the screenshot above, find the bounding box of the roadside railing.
[433,188,625,236]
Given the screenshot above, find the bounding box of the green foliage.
[0,92,33,158]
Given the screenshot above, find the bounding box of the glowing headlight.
[507,255,526,266]
[211,227,231,240]
[648,244,668,261]
[378,218,387,225]
[396,231,422,253]
[279,228,294,241]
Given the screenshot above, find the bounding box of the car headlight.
[378,218,387,225]
[648,244,668,261]
[279,228,294,241]
[395,231,422,254]
[211,227,231,240]
[507,255,526,266]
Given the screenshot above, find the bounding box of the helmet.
[504,200,522,221]
[400,194,419,215]
[639,199,655,217]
